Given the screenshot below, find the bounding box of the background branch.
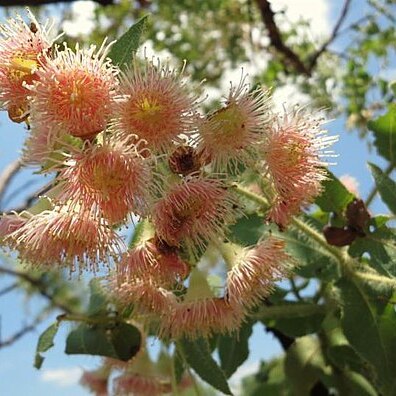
[308,0,352,69]
[0,265,73,314]
[255,0,311,76]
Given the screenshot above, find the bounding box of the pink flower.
[0,10,54,122]
[80,369,108,396]
[160,297,244,339]
[0,213,27,239]
[340,174,360,196]
[5,203,124,271]
[262,108,337,228]
[29,41,118,139]
[226,238,291,309]
[115,278,177,316]
[198,77,271,170]
[152,178,238,250]
[112,58,199,152]
[114,374,166,396]
[57,137,151,224]
[117,239,190,287]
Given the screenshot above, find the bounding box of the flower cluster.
[0,11,337,341]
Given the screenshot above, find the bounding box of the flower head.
[117,239,190,288]
[262,107,337,228]
[80,369,108,396]
[112,58,198,152]
[5,203,124,271]
[57,137,151,223]
[29,41,118,139]
[152,178,238,251]
[114,374,166,396]
[0,10,54,122]
[226,238,291,309]
[160,297,244,339]
[198,76,271,170]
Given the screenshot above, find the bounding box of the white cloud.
[62,1,97,38]
[272,0,331,37]
[41,367,83,387]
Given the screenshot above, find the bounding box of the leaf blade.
[108,15,149,67]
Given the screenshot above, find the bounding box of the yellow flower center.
[135,97,163,121]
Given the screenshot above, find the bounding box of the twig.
[308,0,352,70]
[0,282,18,297]
[0,159,22,207]
[0,320,38,349]
[0,265,73,313]
[254,0,311,76]
[5,179,54,214]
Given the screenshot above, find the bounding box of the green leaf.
[327,344,368,374]
[34,322,59,369]
[367,104,396,164]
[218,321,253,378]
[262,302,326,337]
[65,322,141,362]
[178,337,232,395]
[173,351,185,384]
[229,213,271,246]
[284,335,329,396]
[337,277,396,395]
[108,15,149,67]
[368,163,396,214]
[315,170,354,213]
[348,220,396,276]
[87,279,108,316]
[337,371,378,396]
[284,227,339,281]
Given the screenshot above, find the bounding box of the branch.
[5,179,54,214]
[0,321,37,349]
[0,0,114,5]
[254,0,311,76]
[0,282,18,297]
[0,159,22,207]
[0,266,73,313]
[308,0,352,70]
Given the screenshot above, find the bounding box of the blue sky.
[0,1,394,395]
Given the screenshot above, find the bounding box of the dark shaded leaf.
[218,321,253,378]
[337,277,396,395]
[65,322,141,362]
[178,337,232,395]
